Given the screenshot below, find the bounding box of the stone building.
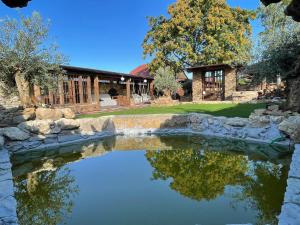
[187,64,237,102]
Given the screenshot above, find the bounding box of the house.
[187,64,237,101]
[130,64,188,83]
[33,65,154,113]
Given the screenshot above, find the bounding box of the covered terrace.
[33,65,154,113]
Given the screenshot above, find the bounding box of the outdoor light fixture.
[143,79,147,83]
[121,76,125,81]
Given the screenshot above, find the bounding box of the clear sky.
[0,0,262,74]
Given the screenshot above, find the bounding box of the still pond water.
[12,135,292,225]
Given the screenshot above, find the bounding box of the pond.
[11,135,292,225]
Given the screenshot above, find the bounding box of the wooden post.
[94,76,100,105]
[126,78,131,101]
[70,79,75,104]
[78,76,84,104]
[59,80,64,106]
[87,76,92,103]
[150,80,154,99]
[49,91,54,105]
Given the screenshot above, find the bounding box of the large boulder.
[13,107,36,124]
[55,119,79,130]
[18,120,61,135]
[0,127,30,141]
[60,108,76,119]
[36,108,63,121]
[249,114,271,128]
[278,116,300,143]
[225,117,248,127]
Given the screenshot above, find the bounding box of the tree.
[146,149,249,201]
[0,12,67,107]
[143,0,255,73]
[153,67,181,97]
[15,167,78,225]
[248,1,300,111]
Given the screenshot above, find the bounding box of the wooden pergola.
[34,65,154,113]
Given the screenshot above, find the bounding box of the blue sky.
[0,0,262,74]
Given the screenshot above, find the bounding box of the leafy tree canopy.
[248,1,300,82]
[143,0,255,73]
[0,12,67,105]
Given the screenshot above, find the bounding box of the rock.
[36,108,63,121]
[253,109,266,116]
[12,108,36,124]
[268,104,280,111]
[18,120,61,135]
[60,108,76,119]
[55,119,79,130]
[279,116,300,143]
[270,116,285,124]
[246,128,266,139]
[0,127,30,141]
[0,135,4,147]
[225,118,248,127]
[58,133,83,143]
[189,113,212,124]
[249,115,270,128]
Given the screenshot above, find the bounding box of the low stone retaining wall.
[279,144,300,225]
[0,149,18,225]
[2,110,299,153]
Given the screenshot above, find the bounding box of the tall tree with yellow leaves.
[143,0,255,72]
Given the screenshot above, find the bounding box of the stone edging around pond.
[278,144,300,225]
[1,111,300,153]
[0,112,300,225]
[0,148,18,225]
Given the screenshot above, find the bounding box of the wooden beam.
[78,76,84,104]
[94,76,100,105]
[59,80,64,106]
[126,78,131,101]
[49,91,54,105]
[87,76,92,103]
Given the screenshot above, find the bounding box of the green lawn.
[78,103,266,119]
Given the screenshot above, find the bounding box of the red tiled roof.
[130,64,152,78]
[130,64,189,81]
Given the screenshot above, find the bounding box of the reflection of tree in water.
[234,162,288,225]
[14,167,79,225]
[146,148,288,224]
[146,149,248,200]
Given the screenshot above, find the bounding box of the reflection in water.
[146,148,289,225]
[146,150,248,201]
[235,162,288,225]
[14,167,78,225]
[12,134,291,225]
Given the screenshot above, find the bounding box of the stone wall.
[278,144,300,225]
[0,149,18,225]
[192,71,203,102]
[1,107,300,154]
[232,91,258,102]
[224,67,237,100]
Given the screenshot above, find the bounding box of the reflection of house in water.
[12,135,291,178]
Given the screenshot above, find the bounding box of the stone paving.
[0,149,18,225]
[279,144,300,225]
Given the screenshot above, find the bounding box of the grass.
[78,103,266,119]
